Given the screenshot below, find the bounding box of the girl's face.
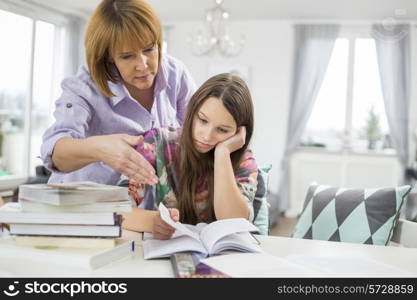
[112,43,159,91]
[192,96,237,153]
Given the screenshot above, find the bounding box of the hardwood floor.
[269,216,298,237]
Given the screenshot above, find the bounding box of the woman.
[41,0,196,186]
[122,73,258,239]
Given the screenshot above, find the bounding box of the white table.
[1,231,417,277]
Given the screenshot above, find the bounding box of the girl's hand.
[152,208,180,240]
[91,134,158,185]
[216,126,246,154]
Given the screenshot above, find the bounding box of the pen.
[250,232,261,245]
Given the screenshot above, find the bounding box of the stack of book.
[0,181,135,269]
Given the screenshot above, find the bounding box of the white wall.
[166,20,417,209]
[409,27,417,164]
[166,20,294,196]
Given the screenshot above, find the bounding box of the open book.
[142,203,263,259]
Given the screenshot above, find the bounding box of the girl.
[122,73,258,239]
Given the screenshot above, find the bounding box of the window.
[302,34,391,153]
[351,38,389,149]
[0,8,66,178]
[31,20,64,176]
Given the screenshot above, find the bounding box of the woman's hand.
[215,126,246,154]
[91,134,158,185]
[152,208,180,240]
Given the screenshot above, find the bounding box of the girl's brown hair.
[85,0,163,97]
[177,73,254,224]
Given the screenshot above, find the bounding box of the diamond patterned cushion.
[292,183,411,245]
[252,164,272,235]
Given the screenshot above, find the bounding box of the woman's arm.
[41,73,158,184]
[52,134,158,185]
[52,137,100,172]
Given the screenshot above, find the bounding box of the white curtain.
[271,24,340,222]
[64,16,86,77]
[373,24,411,173]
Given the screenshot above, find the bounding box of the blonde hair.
[85,0,163,97]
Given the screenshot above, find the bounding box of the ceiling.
[25,0,417,21]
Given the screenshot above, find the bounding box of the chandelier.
[188,0,245,57]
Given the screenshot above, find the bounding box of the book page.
[142,236,207,259]
[203,253,417,277]
[158,203,200,240]
[171,224,203,239]
[285,254,417,277]
[201,253,320,277]
[199,218,258,252]
[210,232,263,255]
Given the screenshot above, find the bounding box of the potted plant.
[361,106,382,150]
